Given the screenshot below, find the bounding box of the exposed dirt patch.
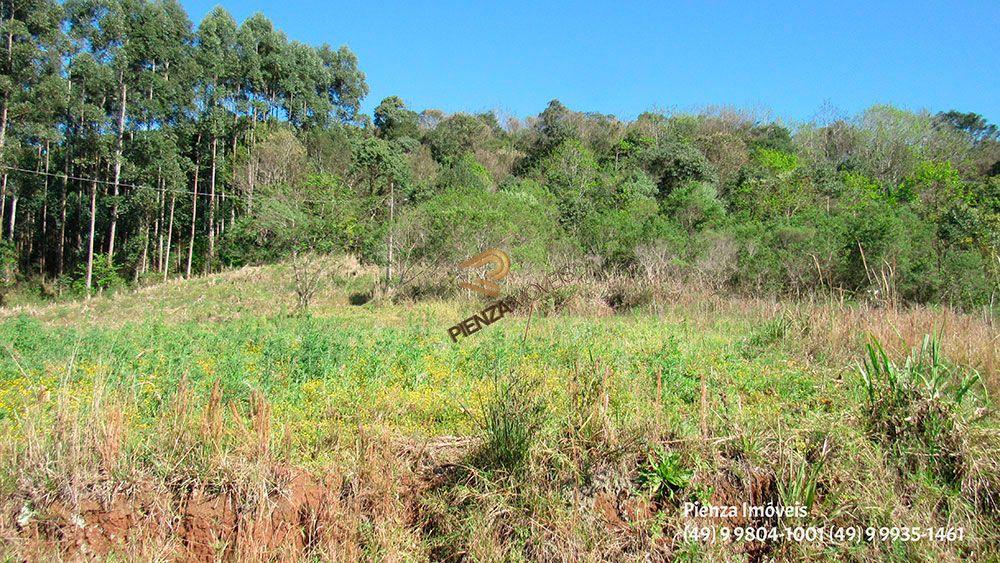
[11,468,350,561]
[686,462,780,562]
[6,434,475,561]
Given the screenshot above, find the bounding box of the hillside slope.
[0,261,997,560]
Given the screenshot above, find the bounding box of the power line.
[0,164,349,205]
[1,164,198,197]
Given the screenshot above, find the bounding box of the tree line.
[2,1,999,309]
[0,0,365,294]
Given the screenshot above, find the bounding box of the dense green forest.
[1,0,998,308]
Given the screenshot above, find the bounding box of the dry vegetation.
[0,260,998,561]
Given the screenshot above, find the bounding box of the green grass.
[0,260,997,560]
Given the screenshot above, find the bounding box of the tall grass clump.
[738,314,792,359]
[859,334,986,485]
[471,371,545,474]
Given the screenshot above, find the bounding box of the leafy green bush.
[72,256,125,294]
[437,153,493,192]
[661,181,726,233]
[638,448,691,500]
[396,183,568,269]
[860,335,984,485]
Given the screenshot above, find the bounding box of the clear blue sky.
[177,1,1000,124]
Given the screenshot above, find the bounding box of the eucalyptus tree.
[195,6,238,272]
[65,0,137,262]
[374,96,419,142]
[235,13,283,212]
[0,0,64,246]
[122,0,194,279]
[63,49,112,293]
[18,52,67,275]
[316,44,367,123]
[351,136,408,290]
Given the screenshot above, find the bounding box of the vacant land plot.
[0,264,997,561]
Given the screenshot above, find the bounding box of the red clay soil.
[12,469,345,561]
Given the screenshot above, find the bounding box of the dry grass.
[0,371,448,562]
[1,263,997,560]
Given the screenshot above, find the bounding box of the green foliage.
[72,256,125,294]
[0,241,16,286]
[2,0,999,314]
[638,448,691,500]
[397,183,565,268]
[426,113,494,164]
[472,372,545,474]
[638,139,717,195]
[777,435,829,513]
[753,147,799,172]
[0,241,15,307]
[842,170,883,202]
[749,123,795,153]
[373,96,419,141]
[437,153,493,192]
[737,315,791,359]
[661,181,726,233]
[221,173,350,265]
[859,335,984,485]
[898,160,965,207]
[532,139,604,229]
[936,111,999,144]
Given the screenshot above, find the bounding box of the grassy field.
[0,260,997,561]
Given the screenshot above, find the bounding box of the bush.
[638,448,691,500]
[72,255,125,295]
[437,153,493,192]
[860,335,984,485]
[395,182,568,270]
[661,181,726,233]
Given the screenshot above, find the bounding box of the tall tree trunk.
[75,182,82,253]
[247,111,256,212]
[85,175,97,296]
[7,191,16,242]
[0,95,7,163]
[186,140,201,279]
[0,16,10,157]
[0,173,6,235]
[164,192,175,282]
[40,141,50,278]
[58,156,69,278]
[153,172,163,272]
[24,212,33,262]
[386,180,395,291]
[136,219,149,282]
[0,17,12,235]
[205,135,217,274]
[107,79,127,260]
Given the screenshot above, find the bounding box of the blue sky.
[177,1,1000,124]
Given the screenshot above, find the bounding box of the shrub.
[396,183,567,270]
[661,181,726,234]
[638,448,691,500]
[437,153,493,192]
[860,334,984,485]
[72,255,125,294]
